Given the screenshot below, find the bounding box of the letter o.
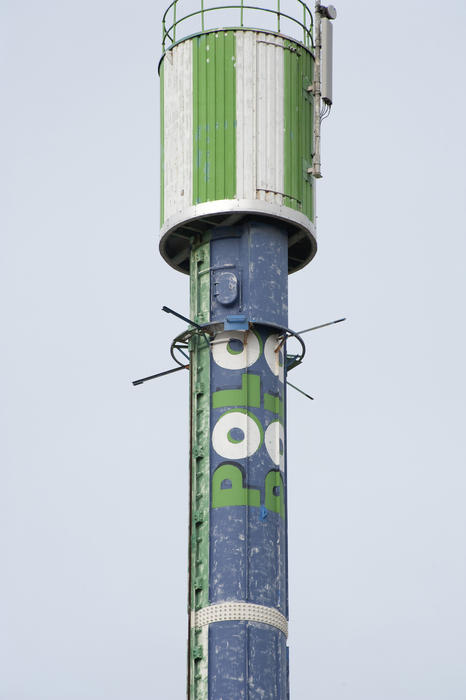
[264,334,285,383]
[212,330,261,370]
[265,419,285,471]
[212,409,263,459]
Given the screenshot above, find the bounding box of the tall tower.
[158,2,335,697]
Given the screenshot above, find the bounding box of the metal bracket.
[224,314,249,331]
[303,76,313,104]
[257,39,301,56]
[192,603,288,638]
[304,158,314,185]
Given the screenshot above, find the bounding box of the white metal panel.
[256,33,284,206]
[235,31,257,200]
[159,198,317,273]
[235,31,285,206]
[163,41,193,222]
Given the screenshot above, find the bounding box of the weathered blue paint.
[208,622,288,698]
[207,220,289,698]
[210,221,288,329]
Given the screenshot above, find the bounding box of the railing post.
[303,3,306,45]
[173,0,177,42]
[162,2,316,52]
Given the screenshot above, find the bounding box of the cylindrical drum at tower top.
[158,3,321,698]
[159,1,317,276]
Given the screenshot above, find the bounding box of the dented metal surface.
[162,39,193,224]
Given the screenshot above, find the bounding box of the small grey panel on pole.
[321,17,333,105]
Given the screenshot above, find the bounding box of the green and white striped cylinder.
[159,28,316,276]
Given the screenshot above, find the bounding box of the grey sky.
[1,1,466,698]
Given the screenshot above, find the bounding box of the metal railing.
[162,0,314,51]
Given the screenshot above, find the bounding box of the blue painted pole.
[207,221,289,696]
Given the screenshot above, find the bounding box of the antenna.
[298,317,346,335]
[132,364,189,386]
[287,380,314,401]
[312,3,337,177]
[162,305,208,333]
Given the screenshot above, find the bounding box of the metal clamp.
[191,602,289,637]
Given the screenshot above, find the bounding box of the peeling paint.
[206,221,289,697]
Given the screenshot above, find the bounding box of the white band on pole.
[191,602,288,638]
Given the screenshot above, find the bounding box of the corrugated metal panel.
[236,31,284,206]
[283,39,314,222]
[256,33,284,206]
[193,32,236,204]
[235,31,256,200]
[163,41,193,223]
[160,30,316,277]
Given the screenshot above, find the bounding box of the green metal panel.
[160,61,164,226]
[284,41,314,223]
[193,32,236,205]
[188,234,211,700]
[189,626,207,699]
